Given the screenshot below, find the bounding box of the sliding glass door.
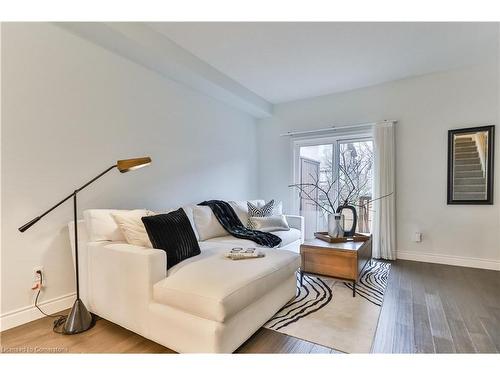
[293,135,374,239]
[337,139,374,234]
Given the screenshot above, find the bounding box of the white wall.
[1,23,258,325]
[257,61,500,269]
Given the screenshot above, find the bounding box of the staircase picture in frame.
[447,125,495,205]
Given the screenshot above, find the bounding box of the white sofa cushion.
[111,209,155,247]
[272,228,301,246]
[83,209,130,242]
[192,205,228,241]
[153,246,299,322]
[206,228,301,249]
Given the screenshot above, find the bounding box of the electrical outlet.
[33,266,44,281]
[413,232,422,242]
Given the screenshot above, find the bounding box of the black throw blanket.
[199,200,282,248]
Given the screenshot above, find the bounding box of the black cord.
[34,271,67,333]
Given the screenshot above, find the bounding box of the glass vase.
[328,213,345,238]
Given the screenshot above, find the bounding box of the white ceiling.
[149,22,499,104]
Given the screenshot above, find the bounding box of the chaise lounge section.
[68,201,303,353]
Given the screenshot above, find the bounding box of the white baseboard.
[397,250,500,271]
[0,292,75,332]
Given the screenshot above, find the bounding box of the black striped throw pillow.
[142,208,200,269]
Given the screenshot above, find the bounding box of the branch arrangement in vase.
[290,157,392,237]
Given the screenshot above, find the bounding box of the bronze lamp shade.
[117,157,152,173]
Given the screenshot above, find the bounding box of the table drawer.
[302,250,357,281]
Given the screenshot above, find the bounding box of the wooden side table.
[299,235,372,297]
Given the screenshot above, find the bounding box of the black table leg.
[300,270,304,287]
[352,281,356,297]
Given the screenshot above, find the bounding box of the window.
[293,135,374,239]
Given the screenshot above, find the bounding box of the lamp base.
[62,298,94,334]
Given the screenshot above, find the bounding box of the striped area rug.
[264,260,390,353]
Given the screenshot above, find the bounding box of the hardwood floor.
[1,260,499,353]
[236,328,339,353]
[0,313,175,354]
[372,260,500,353]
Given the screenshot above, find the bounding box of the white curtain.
[372,121,396,260]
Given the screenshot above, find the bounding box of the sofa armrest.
[285,215,305,243]
[87,242,166,333]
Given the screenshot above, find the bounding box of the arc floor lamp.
[18,157,152,334]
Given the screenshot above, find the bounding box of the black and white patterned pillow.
[247,200,275,228]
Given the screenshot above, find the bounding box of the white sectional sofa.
[68,200,304,353]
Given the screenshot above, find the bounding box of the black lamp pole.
[18,157,151,334]
[18,165,116,233]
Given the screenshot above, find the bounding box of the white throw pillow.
[248,215,290,232]
[111,209,155,248]
[180,204,200,241]
[192,205,228,241]
[83,209,129,242]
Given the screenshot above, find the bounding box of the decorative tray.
[313,232,371,243]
